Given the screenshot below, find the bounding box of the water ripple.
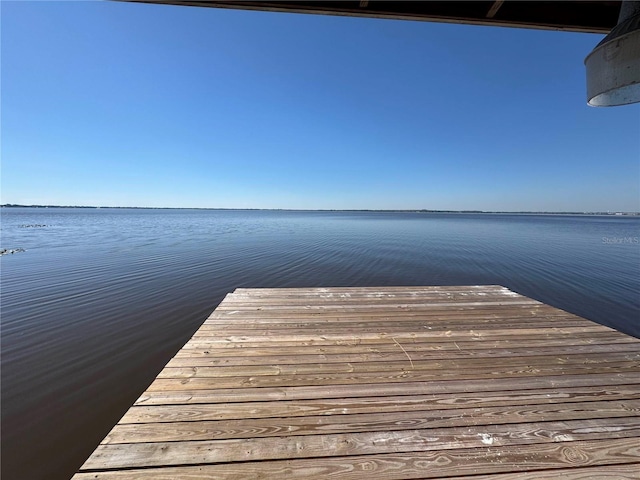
[1,208,638,480]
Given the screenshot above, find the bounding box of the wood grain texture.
[121,384,640,423]
[104,400,640,444]
[73,438,640,479]
[166,342,640,367]
[73,285,640,479]
[73,462,640,480]
[158,351,640,378]
[82,417,640,469]
[133,371,640,407]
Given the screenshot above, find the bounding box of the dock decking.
[74,285,640,479]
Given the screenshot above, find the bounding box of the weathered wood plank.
[73,462,640,480]
[194,319,599,333]
[120,384,640,424]
[181,331,623,350]
[204,309,581,323]
[157,351,640,378]
[209,304,560,318]
[147,361,640,391]
[104,399,640,444]
[230,285,510,294]
[442,463,640,479]
[173,337,640,359]
[82,417,640,469]
[166,342,640,367]
[215,298,545,308]
[135,372,640,405]
[73,439,640,479]
[180,331,619,355]
[211,299,553,318]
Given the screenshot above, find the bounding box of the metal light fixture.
[585,0,640,106]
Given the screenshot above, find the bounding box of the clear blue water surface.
[1,208,639,480]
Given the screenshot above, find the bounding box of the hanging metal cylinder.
[584,0,640,106]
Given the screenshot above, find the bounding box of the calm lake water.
[1,207,639,480]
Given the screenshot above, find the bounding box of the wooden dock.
[73,285,640,479]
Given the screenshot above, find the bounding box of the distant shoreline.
[1,204,638,216]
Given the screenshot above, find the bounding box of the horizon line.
[2,204,639,215]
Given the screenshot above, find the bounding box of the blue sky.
[2,1,639,211]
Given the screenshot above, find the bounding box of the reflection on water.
[1,208,639,480]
